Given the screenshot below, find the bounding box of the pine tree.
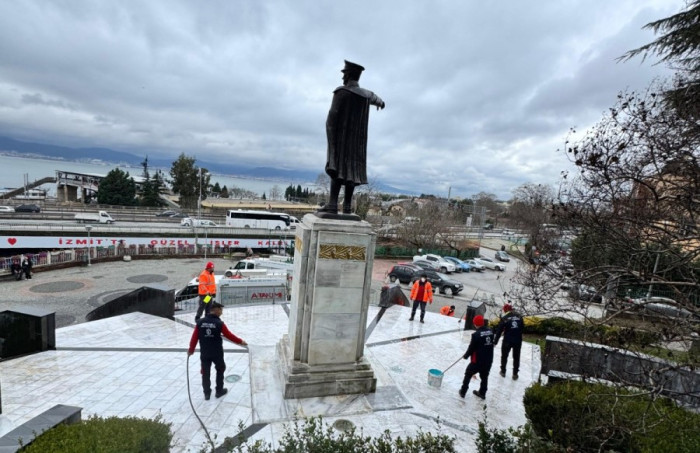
[97,168,137,206]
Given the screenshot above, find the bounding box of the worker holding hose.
[188,302,247,400]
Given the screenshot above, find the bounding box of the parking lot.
[374,250,522,322]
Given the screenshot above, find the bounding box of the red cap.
[503,303,513,312]
[473,315,484,327]
[206,261,214,269]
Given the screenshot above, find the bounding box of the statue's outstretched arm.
[369,92,385,110]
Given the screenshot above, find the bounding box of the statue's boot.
[342,183,355,214]
[318,179,341,214]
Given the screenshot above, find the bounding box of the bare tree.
[393,198,475,254]
[472,191,504,226]
[269,185,281,201]
[507,84,699,445]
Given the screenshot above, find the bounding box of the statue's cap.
[342,60,365,74]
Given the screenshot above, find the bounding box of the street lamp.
[85,225,93,267]
[204,226,208,259]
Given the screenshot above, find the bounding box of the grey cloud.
[0,0,681,200]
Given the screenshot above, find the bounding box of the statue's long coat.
[325,85,379,186]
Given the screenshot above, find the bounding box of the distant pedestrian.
[10,259,22,280]
[21,256,32,279]
[409,274,433,323]
[459,315,495,400]
[440,305,456,316]
[195,261,217,322]
[494,302,524,380]
[188,302,247,400]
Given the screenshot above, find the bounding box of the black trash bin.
[464,300,486,330]
[379,284,410,308]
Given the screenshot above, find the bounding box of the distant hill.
[0,135,413,194]
[0,136,144,165]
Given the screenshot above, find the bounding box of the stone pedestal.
[279,214,376,399]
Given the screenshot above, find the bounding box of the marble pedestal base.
[281,214,377,399]
[278,335,376,399]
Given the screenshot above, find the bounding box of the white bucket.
[427,368,443,388]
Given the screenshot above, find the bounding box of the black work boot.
[215,388,228,398]
[472,390,486,400]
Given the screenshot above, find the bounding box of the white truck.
[225,256,294,277]
[175,274,289,306]
[74,211,115,224]
[412,253,456,273]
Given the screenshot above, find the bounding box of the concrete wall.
[543,335,700,408]
[85,286,174,322]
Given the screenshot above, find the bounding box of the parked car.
[465,259,485,272]
[0,206,13,212]
[181,218,218,227]
[626,297,697,321]
[412,254,456,273]
[410,269,464,296]
[411,260,437,272]
[14,204,41,213]
[156,210,178,217]
[388,263,423,284]
[569,284,602,303]
[443,256,471,272]
[476,257,505,271]
[495,251,510,262]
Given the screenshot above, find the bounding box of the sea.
[0,155,316,197]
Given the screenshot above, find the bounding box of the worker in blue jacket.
[459,315,495,400]
[494,302,524,380]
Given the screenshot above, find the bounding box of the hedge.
[519,316,661,349]
[20,415,172,453]
[219,416,456,452]
[523,381,700,452]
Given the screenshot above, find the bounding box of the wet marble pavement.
[0,303,540,452]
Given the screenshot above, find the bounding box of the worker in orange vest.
[409,274,433,323]
[440,305,456,316]
[195,261,217,321]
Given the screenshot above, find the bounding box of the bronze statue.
[317,60,385,217]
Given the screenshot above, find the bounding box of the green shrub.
[523,317,583,337]
[475,417,565,453]
[523,317,661,350]
[524,381,700,453]
[597,326,661,349]
[20,415,172,453]
[221,416,456,453]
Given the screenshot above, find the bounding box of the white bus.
[226,210,291,230]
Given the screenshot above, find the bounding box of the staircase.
[1,176,56,199]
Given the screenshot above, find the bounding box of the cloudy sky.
[0,1,679,199]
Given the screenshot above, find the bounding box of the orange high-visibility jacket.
[198,269,216,295]
[410,280,433,303]
[440,306,454,316]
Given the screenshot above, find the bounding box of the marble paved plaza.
[0,303,541,452]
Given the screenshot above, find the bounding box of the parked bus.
[225,209,291,230]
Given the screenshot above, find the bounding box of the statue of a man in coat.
[318,60,385,216]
